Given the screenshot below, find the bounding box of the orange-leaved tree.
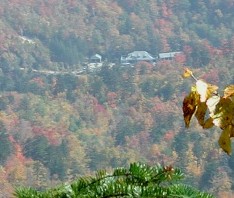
[182,68,234,155]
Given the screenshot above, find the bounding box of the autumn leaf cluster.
[183,68,234,155]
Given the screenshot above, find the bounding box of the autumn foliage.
[0,1,234,197]
[183,68,234,155]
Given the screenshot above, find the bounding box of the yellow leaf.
[230,125,234,138]
[207,83,218,98]
[196,80,218,102]
[212,98,234,129]
[203,117,214,129]
[182,68,193,78]
[195,102,207,127]
[183,89,199,128]
[224,85,234,99]
[218,125,232,155]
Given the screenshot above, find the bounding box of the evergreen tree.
[0,122,12,165]
[23,136,49,163]
[45,140,68,180]
[14,162,214,198]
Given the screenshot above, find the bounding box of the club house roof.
[121,51,155,63]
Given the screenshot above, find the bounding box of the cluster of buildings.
[90,51,182,64]
[120,51,181,65]
[87,51,182,70]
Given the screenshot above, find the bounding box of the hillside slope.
[0,1,234,197]
[0,0,234,69]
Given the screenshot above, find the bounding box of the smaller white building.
[158,51,182,60]
[90,54,102,63]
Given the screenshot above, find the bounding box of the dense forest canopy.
[0,0,234,197]
[0,0,234,69]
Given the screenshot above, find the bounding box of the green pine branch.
[14,162,214,198]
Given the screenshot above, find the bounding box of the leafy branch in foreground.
[182,68,234,155]
[14,162,213,198]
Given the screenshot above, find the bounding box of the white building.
[121,51,155,65]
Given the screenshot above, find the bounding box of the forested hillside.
[0,0,234,197]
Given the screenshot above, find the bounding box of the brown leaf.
[195,102,207,127]
[183,89,199,128]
